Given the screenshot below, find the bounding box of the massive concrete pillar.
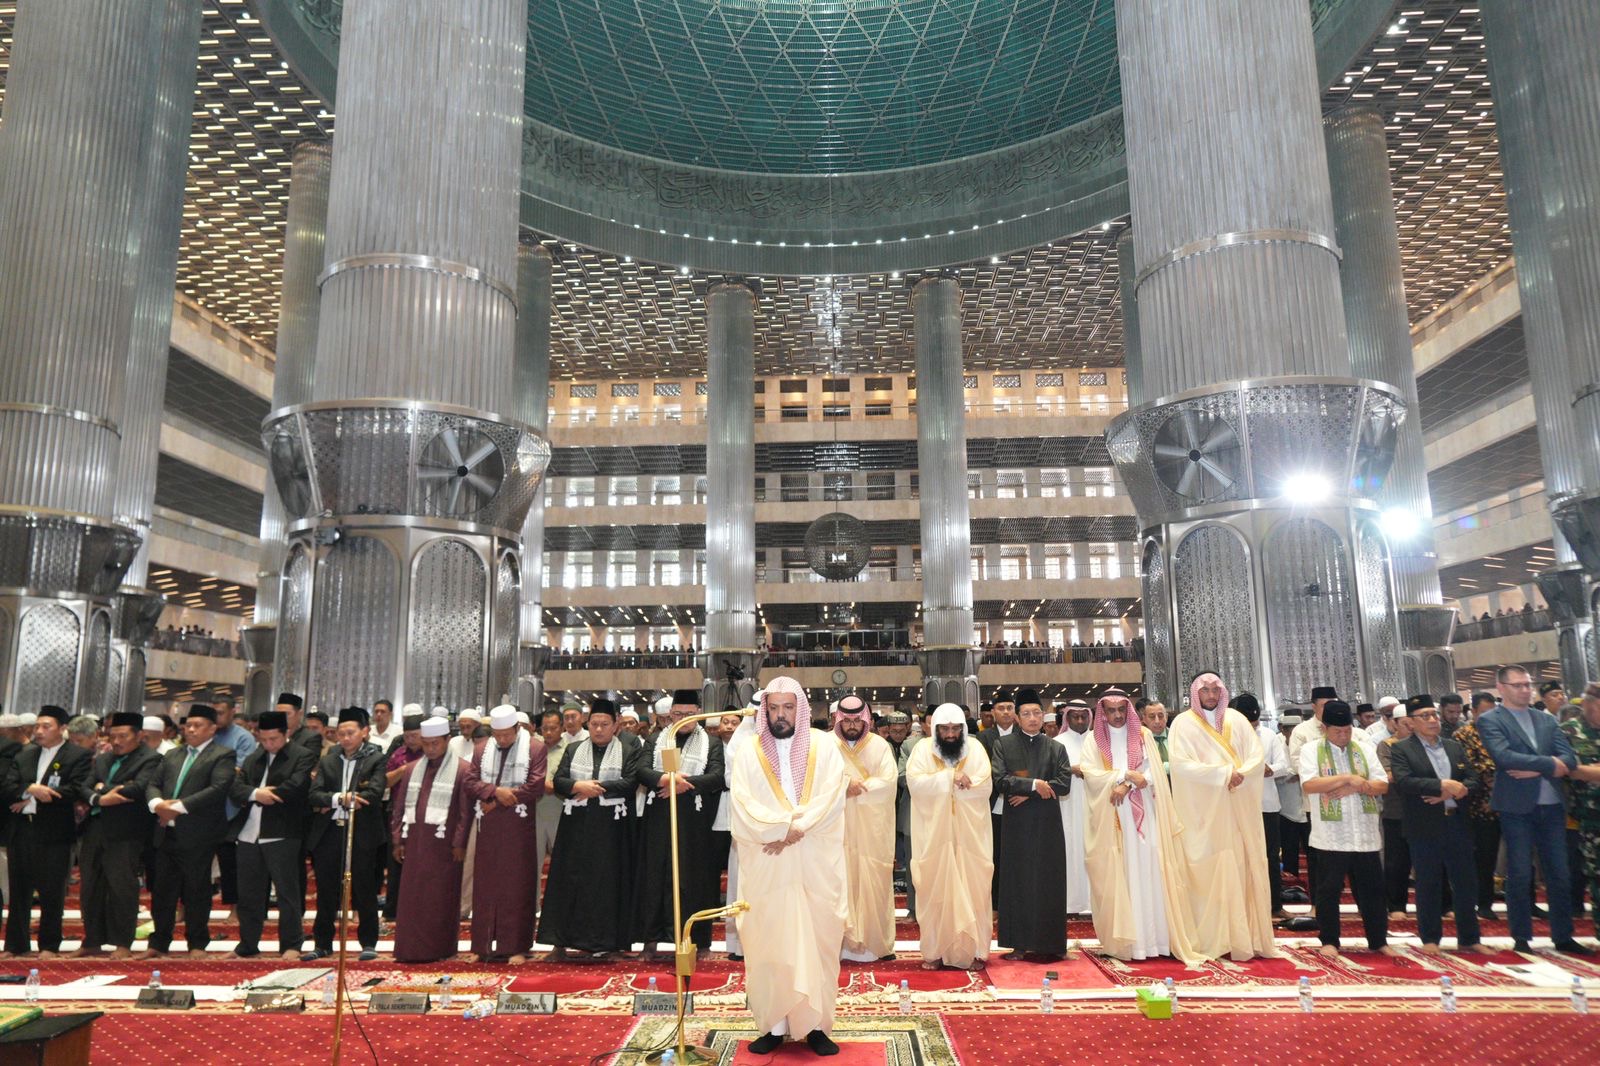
[0,2,185,715]
[515,243,553,712]
[1325,105,1455,697]
[1107,0,1407,714]
[243,140,331,716]
[263,0,546,712]
[106,0,204,716]
[702,281,761,711]
[913,276,980,713]
[1482,0,1599,689]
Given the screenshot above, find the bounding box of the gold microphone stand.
[646,707,753,1065]
[331,794,359,1066]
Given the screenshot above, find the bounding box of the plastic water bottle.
[898,978,912,1014]
[23,970,39,1004]
[1164,976,1176,1010]
[440,974,454,1009]
[148,969,162,990]
[321,974,336,1007]
[463,999,496,1020]
[1439,975,1456,1013]
[1040,976,1053,1014]
[648,976,658,995]
[1297,976,1314,1013]
[661,1052,676,1066]
[1573,976,1590,1015]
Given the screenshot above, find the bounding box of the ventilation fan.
[417,425,505,515]
[268,428,315,517]
[1151,407,1241,502]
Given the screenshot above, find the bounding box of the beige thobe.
[834,731,898,960]
[906,739,994,969]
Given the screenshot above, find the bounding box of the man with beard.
[388,716,472,963]
[991,692,1074,960]
[462,706,547,964]
[1054,697,1093,917]
[831,695,897,962]
[906,705,993,971]
[539,699,643,960]
[1168,673,1277,960]
[731,678,849,1058]
[1079,689,1202,964]
[632,690,724,961]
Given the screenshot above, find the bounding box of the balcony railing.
[543,642,1145,671]
[546,397,1128,429]
[1434,491,1549,543]
[149,628,246,660]
[1453,609,1554,643]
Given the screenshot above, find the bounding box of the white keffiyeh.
[641,723,709,814]
[565,738,627,820]
[402,754,461,840]
[478,730,534,820]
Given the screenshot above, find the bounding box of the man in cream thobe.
[1055,699,1093,916]
[906,704,993,970]
[1078,689,1203,964]
[731,677,849,1058]
[832,695,898,962]
[1167,672,1278,961]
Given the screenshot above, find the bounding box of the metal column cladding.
[1109,0,1405,715]
[515,244,553,710]
[704,281,759,655]
[1117,231,1144,408]
[267,1,546,712]
[1482,0,1600,688]
[913,276,975,650]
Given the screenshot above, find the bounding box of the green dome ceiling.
[526,0,1119,173]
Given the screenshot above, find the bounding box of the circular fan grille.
[1151,408,1241,503]
[417,425,506,515]
[268,427,314,517]
[804,512,871,581]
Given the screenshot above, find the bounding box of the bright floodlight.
[1379,506,1421,541]
[1281,472,1332,506]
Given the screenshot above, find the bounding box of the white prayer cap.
[0,714,17,728]
[420,717,450,738]
[429,705,450,718]
[402,702,423,716]
[621,709,642,722]
[489,705,518,730]
[653,695,672,717]
[931,704,967,729]
[18,712,37,726]
[1391,705,1408,719]
[459,706,483,722]
[1043,712,1059,723]
[515,711,530,726]
[142,715,167,732]
[1377,696,1401,711]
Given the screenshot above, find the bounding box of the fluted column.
[247,140,331,715]
[1108,0,1406,712]
[1118,230,1144,407]
[108,0,205,716]
[0,1,168,714]
[1483,0,1600,688]
[267,0,544,712]
[913,276,980,712]
[1325,105,1455,695]
[515,243,552,711]
[703,281,761,711]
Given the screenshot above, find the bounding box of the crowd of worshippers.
[0,666,1597,979]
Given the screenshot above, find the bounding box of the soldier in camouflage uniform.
[1560,684,1600,928]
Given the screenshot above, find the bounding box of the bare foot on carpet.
[508,954,527,966]
[109,948,132,961]
[547,947,568,962]
[188,949,208,960]
[1378,945,1404,957]
[969,959,987,971]
[920,959,941,971]
[1316,945,1340,958]
[1420,943,1442,955]
[463,953,481,963]
[38,951,58,960]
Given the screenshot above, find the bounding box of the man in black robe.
[230,711,317,959]
[538,699,644,960]
[305,707,388,961]
[632,690,725,959]
[77,712,162,959]
[991,688,1074,960]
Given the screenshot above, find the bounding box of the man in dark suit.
[0,719,23,906]
[1390,699,1483,954]
[304,707,388,962]
[230,710,317,959]
[145,704,237,957]
[275,692,321,758]
[77,712,163,958]
[1477,664,1594,954]
[978,692,1018,905]
[1,706,92,956]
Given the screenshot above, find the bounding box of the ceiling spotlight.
[1280,472,1332,507]
[1378,506,1421,542]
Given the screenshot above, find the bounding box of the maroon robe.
[462,737,548,958]
[388,755,472,963]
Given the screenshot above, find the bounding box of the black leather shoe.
[748,1034,783,1055]
[1554,940,1596,956]
[1531,904,1550,920]
[1477,907,1497,922]
[806,1030,841,1057]
[1283,886,1310,904]
[1512,940,1532,953]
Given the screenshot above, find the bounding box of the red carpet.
[728,1037,886,1064]
[945,1013,1600,1065]
[89,1012,639,1065]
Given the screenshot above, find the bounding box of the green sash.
[1316,738,1379,821]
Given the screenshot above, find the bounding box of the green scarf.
[1317,738,1380,821]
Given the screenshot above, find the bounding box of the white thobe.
[1053,729,1092,914]
[1106,725,1170,959]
